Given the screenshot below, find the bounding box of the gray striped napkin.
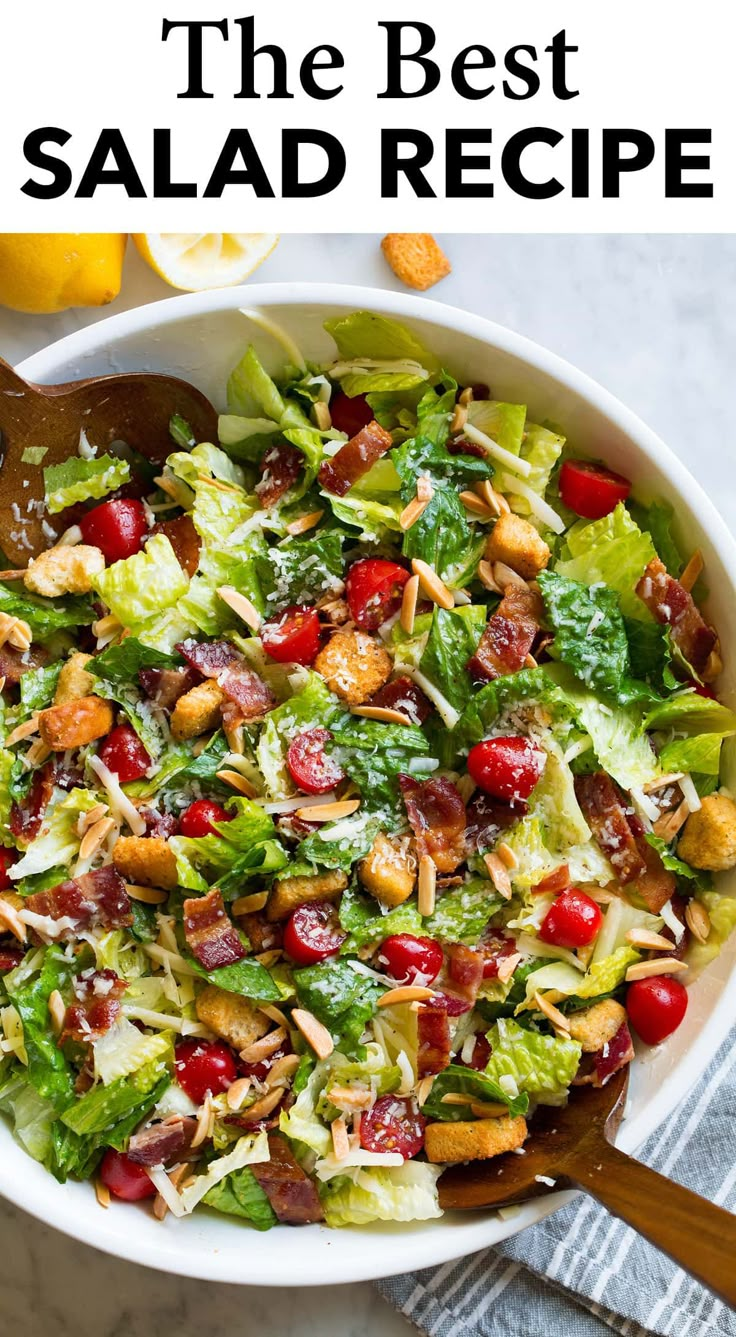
[377,1033,736,1336]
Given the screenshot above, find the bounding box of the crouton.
[170,679,224,741]
[358,832,416,908]
[195,984,271,1052]
[112,836,178,891]
[313,630,391,706]
[424,1115,528,1164]
[677,793,736,871]
[381,234,451,291]
[568,999,627,1054]
[266,869,348,922]
[54,653,94,706]
[38,696,113,751]
[485,512,550,580]
[24,544,104,597]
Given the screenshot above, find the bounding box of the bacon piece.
[417,999,451,1077]
[140,807,180,839]
[183,888,245,971]
[10,759,56,844]
[465,791,522,853]
[138,666,199,710]
[636,557,716,676]
[177,638,274,720]
[533,864,571,896]
[447,435,486,459]
[318,420,393,497]
[256,442,303,509]
[127,1116,199,1167]
[0,643,48,686]
[468,585,543,681]
[628,840,677,914]
[444,943,484,1011]
[459,1031,492,1071]
[576,1021,635,1088]
[399,775,467,875]
[251,1133,324,1224]
[26,866,132,937]
[370,675,433,725]
[59,969,127,1044]
[574,773,647,883]
[0,947,24,971]
[151,514,201,578]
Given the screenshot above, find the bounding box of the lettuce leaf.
[89,638,176,757]
[425,878,502,944]
[43,454,130,514]
[254,531,345,613]
[319,1161,442,1227]
[466,399,527,455]
[325,311,440,373]
[10,788,100,880]
[328,717,431,813]
[421,1063,528,1120]
[293,959,381,1053]
[0,583,95,639]
[538,570,654,705]
[543,664,659,792]
[5,947,77,1110]
[18,663,62,715]
[556,503,656,618]
[419,605,487,713]
[484,1017,582,1099]
[507,422,564,511]
[93,534,190,631]
[455,667,576,750]
[203,1165,277,1229]
[93,1017,172,1086]
[338,884,423,950]
[171,797,287,897]
[0,1077,55,1163]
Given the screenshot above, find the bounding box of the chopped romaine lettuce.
[556,503,656,619]
[483,1017,582,1100]
[93,534,190,632]
[43,453,130,514]
[421,1064,528,1120]
[319,1162,442,1227]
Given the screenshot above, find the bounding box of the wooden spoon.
[0,354,218,565]
[438,1068,736,1307]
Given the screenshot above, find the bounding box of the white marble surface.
[0,232,734,1336]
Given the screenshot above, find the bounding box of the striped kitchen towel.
[377,1032,736,1337]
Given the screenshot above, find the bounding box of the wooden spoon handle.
[0,354,30,395]
[566,1140,736,1307]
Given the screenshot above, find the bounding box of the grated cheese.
[89,755,146,836]
[677,773,702,813]
[462,424,533,478]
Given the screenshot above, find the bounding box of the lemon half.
[132,233,279,292]
[0,233,127,314]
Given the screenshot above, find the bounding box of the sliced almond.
[79,815,117,861]
[216,769,257,798]
[685,899,711,943]
[95,1177,111,1209]
[377,985,435,1007]
[312,401,332,431]
[493,561,528,591]
[232,890,269,917]
[294,799,360,822]
[680,549,704,593]
[217,585,261,632]
[450,402,468,434]
[458,386,474,407]
[5,715,40,747]
[153,1163,189,1221]
[331,1115,350,1162]
[0,568,28,581]
[351,705,413,726]
[0,899,26,943]
[258,1003,291,1029]
[625,928,675,951]
[484,852,513,900]
[254,949,282,969]
[400,573,420,635]
[534,990,570,1034]
[411,558,454,611]
[266,1052,301,1088]
[417,475,434,503]
[191,734,212,757]
[470,1101,511,1118]
[416,1075,435,1106]
[23,739,51,769]
[400,492,433,531]
[653,800,690,841]
[497,951,522,984]
[240,1028,287,1064]
[92,613,122,640]
[326,1084,373,1110]
[496,841,518,870]
[478,559,502,594]
[285,509,324,537]
[58,525,83,547]
[459,491,494,519]
[418,854,436,916]
[125,883,169,905]
[642,772,685,794]
[78,801,110,835]
[239,1087,286,1124]
[475,480,510,515]
[223,718,245,756]
[524,653,538,669]
[441,1092,476,1106]
[625,957,688,982]
[226,1076,253,1111]
[47,989,66,1036]
[190,1094,214,1149]
[292,1007,334,1060]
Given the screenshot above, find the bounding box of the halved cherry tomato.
[80,498,148,563]
[477,932,518,980]
[330,392,373,438]
[539,888,603,949]
[346,558,410,632]
[467,736,545,804]
[240,1035,292,1084]
[261,605,320,666]
[377,934,444,986]
[174,1038,238,1104]
[179,799,232,838]
[559,460,631,520]
[283,900,347,965]
[99,1149,157,1201]
[0,848,16,891]
[287,727,346,795]
[689,679,717,700]
[626,975,688,1045]
[360,1095,425,1158]
[98,725,151,783]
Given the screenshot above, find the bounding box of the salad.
[0,308,734,1231]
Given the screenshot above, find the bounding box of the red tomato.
[689,679,717,700]
[559,460,632,520]
[99,1149,157,1202]
[330,392,373,438]
[98,725,151,783]
[377,934,444,986]
[179,799,232,838]
[539,888,603,949]
[240,1036,292,1084]
[460,1032,492,1071]
[626,975,688,1045]
[261,605,320,666]
[477,932,518,980]
[283,900,347,965]
[467,736,545,803]
[0,848,16,891]
[286,727,346,795]
[80,499,148,563]
[346,558,410,632]
[174,1038,238,1104]
[0,947,23,972]
[360,1096,425,1158]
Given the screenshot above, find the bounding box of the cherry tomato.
[283,901,347,965]
[377,934,444,986]
[286,727,346,795]
[559,460,632,520]
[240,1036,292,1084]
[346,558,410,632]
[0,948,23,972]
[539,888,603,949]
[360,1096,425,1158]
[98,724,151,783]
[99,1149,157,1202]
[179,799,232,839]
[174,1038,238,1104]
[689,679,717,700]
[261,604,320,666]
[80,498,148,564]
[0,848,16,891]
[330,392,373,438]
[467,736,545,804]
[626,975,688,1045]
[477,932,518,980]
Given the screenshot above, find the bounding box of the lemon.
[132,233,278,292]
[0,233,127,314]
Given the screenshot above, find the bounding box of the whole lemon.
[0,233,127,314]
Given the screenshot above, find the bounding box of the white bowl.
[9,283,736,1285]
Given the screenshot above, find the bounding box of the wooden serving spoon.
[0,354,218,565]
[438,1068,736,1307]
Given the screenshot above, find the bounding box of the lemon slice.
[132,233,278,292]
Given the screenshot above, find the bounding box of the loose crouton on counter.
[313,629,391,706]
[568,999,627,1053]
[485,512,550,580]
[381,234,451,291]
[112,836,178,891]
[38,696,113,750]
[358,832,416,908]
[54,652,94,705]
[195,984,271,1051]
[678,793,736,871]
[424,1115,528,1164]
[170,679,225,741]
[24,544,104,597]
[266,869,348,922]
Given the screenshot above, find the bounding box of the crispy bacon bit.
[576,1021,635,1088]
[574,773,647,883]
[468,585,543,681]
[10,759,56,843]
[444,943,484,1009]
[318,420,393,497]
[140,807,180,840]
[0,947,24,972]
[183,888,245,971]
[251,1132,324,1224]
[417,999,451,1076]
[447,435,486,459]
[636,557,716,676]
[138,666,199,710]
[370,675,433,725]
[177,639,275,719]
[399,775,467,875]
[256,443,303,510]
[26,866,132,936]
[628,839,677,914]
[59,969,127,1045]
[127,1116,199,1167]
[465,791,522,853]
[0,643,48,686]
[533,864,572,896]
[151,515,201,578]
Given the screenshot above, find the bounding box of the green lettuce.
[171,797,287,897]
[538,570,654,705]
[425,878,502,943]
[543,664,659,792]
[466,399,527,455]
[93,534,190,631]
[0,583,95,639]
[455,667,576,750]
[484,1017,582,1099]
[43,453,130,514]
[507,422,565,511]
[319,1162,442,1227]
[18,663,62,714]
[0,1077,55,1164]
[254,531,345,613]
[556,503,656,618]
[421,1063,528,1120]
[293,959,381,1053]
[10,788,100,880]
[5,947,78,1110]
[419,605,487,713]
[338,884,423,950]
[203,1165,277,1229]
[89,638,177,756]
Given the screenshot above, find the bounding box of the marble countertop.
[0,232,734,1337]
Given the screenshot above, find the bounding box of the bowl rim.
[9,280,736,1285]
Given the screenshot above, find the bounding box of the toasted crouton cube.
[38,696,113,750]
[24,544,104,597]
[381,234,451,292]
[313,630,391,706]
[485,512,550,580]
[266,869,348,922]
[424,1115,528,1164]
[569,999,627,1053]
[54,653,94,706]
[170,679,224,741]
[358,833,416,908]
[677,793,736,871]
[195,984,271,1051]
[113,836,178,891]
